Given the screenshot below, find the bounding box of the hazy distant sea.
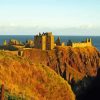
[0,35,100,51]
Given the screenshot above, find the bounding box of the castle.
[34,32,55,50]
[34,32,92,50]
[67,38,92,48]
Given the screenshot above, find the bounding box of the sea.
[0,35,100,51]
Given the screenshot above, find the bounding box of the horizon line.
[0,34,100,36]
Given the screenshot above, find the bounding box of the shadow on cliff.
[77,68,100,100]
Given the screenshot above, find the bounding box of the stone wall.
[72,42,92,48]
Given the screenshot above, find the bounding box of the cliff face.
[1,46,99,100]
[23,46,100,82]
[0,51,75,100]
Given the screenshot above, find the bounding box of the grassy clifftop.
[0,51,75,100]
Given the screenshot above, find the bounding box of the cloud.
[0,25,100,36]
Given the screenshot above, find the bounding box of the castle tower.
[46,32,54,50]
[34,32,54,50]
[42,36,46,50]
[34,34,46,50]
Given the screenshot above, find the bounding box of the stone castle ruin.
[2,32,92,52]
[34,32,55,50]
[34,32,92,50]
[67,38,92,48]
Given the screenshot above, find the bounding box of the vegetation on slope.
[0,51,75,100]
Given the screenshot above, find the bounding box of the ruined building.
[34,32,55,50]
[67,38,92,48]
[55,37,65,46]
[55,37,61,46]
[34,32,92,50]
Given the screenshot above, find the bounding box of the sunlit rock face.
[23,46,100,82]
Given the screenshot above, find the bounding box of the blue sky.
[0,0,100,35]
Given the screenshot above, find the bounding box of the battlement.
[35,32,53,37]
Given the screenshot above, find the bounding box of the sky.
[0,0,100,35]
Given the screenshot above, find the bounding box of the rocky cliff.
[1,46,99,100]
[0,51,75,100]
[23,46,100,82]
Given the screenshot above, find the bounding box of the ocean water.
[0,35,100,51]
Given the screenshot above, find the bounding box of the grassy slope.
[0,51,75,100]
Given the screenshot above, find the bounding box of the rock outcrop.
[23,46,100,82]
